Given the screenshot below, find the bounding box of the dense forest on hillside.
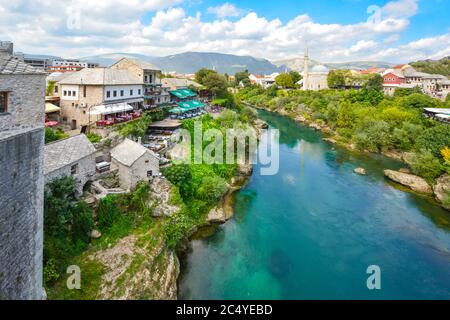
[410,57,450,77]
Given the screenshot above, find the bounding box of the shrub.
[196,176,229,205]
[354,119,392,153]
[410,151,443,183]
[97,195,121,230]
[87,133,102,143]
[45,127,69,144]
[416,125,450,158]
[163,164,193,199]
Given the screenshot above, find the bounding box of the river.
[179,110,450,300]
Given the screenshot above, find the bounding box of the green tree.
[410,151,443,183]
[195,68,217,85]
[275,73,295,88]
[97,195,121,230]
[289,71,302,84]
[337,101,356,129]
[365,74,383,91]
[416,125,450,158]
[402,93,438,109]
[235,70,250,87]
[354,119,392,152]
[203,73,228,98]
[327,70,347,88]
[46,81,56,96]
[164,164,193,199]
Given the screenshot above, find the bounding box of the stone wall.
[112,152,160,191]
[0,74,45,136]
[44,153,97,195]
[0,128,44,300]
[0,67,46,300]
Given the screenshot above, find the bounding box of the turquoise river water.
[179,110,450,300]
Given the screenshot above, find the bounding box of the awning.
[424,108,450,115]
[169,89,197,99]
[45,103,61,114]
[177,100,205,111]
[169,107,184,114]
[90,103,134,116]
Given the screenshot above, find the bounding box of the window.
[138,89,141,95]
[120,90,124,97]
[72,91,76,97]
[55,86,58,93]
[71,164,79,175]
[83,85,87,98]
[107,91,111,98]
[68,91,72,96]
[0,92,8,113]
[149,75,153,83]
[113,91,117,97]
[63,90,67,96]
[147,170,153,177]
[130,89,133,96]
[144,75,148,82]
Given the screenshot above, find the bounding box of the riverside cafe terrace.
[168,88,206,119]
[169,100,206,119]
[90,103,142,127]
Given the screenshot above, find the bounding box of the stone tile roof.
[0,55,46,75]
[115,58,160,71]
[403,68,430,78]
[162,77,203,88]
[111,138,157,167]
[59,68,142,85]
[44,134,96,175]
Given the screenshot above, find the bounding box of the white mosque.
[300,47,330,91]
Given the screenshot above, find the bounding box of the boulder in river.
[354,168,366,175]
[384,170,432,194]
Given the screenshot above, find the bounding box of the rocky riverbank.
[249,103,450,211]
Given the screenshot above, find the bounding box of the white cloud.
[207,3,243,19]
[382,0,419,19]
[0,0,448,64]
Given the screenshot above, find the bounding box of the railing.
[95,112,142,127]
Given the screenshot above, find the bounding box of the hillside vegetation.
[411,57,450,77]
[237,84,450,185]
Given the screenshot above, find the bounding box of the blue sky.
[1,0,449,63]
[183,0,450,44]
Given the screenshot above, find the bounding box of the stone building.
[57,68,144,129]
[0,42,46,300]
[301,47,329,91]
[44,134,97,195]
[111,139,160,190]
[111,58,170,108]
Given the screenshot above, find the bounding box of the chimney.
[0,41,13,57]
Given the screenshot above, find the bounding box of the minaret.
[303,46,309,91]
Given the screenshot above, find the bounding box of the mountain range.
[80,52,284,75]
[273,58,396,72]
[78,51,395,74]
